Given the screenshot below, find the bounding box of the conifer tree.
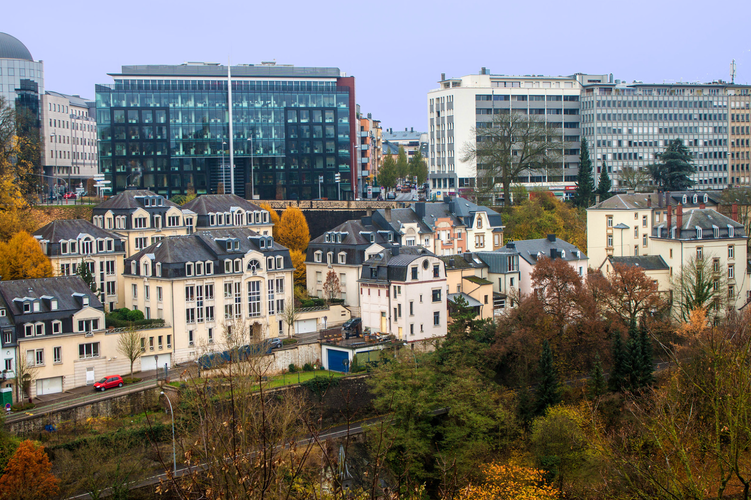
[636,320,655,388]
[76,258,98,293]
[597,160,612,199]
[573,137,594,208]
[535,340,561,416]
[608,331,629,392]
[587,353,607,399]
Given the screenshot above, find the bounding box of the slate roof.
[438,254,487,270]
[34,219,123,243]
[360,246,437,283]
[652,208,746,240]
[382,141,400,155]
[589,191,722,211]
[306,219,393,266]
[511,236,587,266]
[476,248,520,274]
[375,208,433,235]
[182,194,264,215]
[0,276,103,315]
[443,197,504,228]
[94,189,179,211]
[448,293,482,308]
[382,130,425,142]
[607,255,669,271]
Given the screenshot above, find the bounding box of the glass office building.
[96,63,356,199]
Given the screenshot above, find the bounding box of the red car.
[94,375,123,391]
[63,192,77,199]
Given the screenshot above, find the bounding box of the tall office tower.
[581,81,751,189]
[0,32,44,112]
[96,62,356,200]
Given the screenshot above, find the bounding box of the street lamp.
[614,223,629,257]
[247,135,254,200]
[221,141,227,194]
[160,391,177,477]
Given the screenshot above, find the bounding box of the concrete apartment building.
[123,228,294,364]
[33,220,127,312]
[41,91,98,196]
[429,69,751,198]
[382,128,428,160]
[91,189,198,257]
[358,112,382,194]
[358,247,447,342]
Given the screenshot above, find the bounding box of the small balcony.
[359,131,369,138]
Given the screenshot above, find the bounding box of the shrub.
[282,338,298,346]
[288,363,298,373]
[126,309,144,322]
[302,363,314,372]
[11,402,35,413]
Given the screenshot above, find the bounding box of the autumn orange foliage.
[455,463,559,500]
[258,202,280,239]
[0,231,53,281]
[0,440,58,500]
[277,206,310,253]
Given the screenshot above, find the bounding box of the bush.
[288,363,298,373]
[302,363,314,372]
[10,402,35,413]
[122,377,142,385]
[300,298,326,308]
[282,338,298,346]
[126,309,144,322]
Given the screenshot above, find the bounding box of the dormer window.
[206,261,213,275]
[728,225,735,238]
[561,250,566,259]
[33,301,40,312]
[196,262,203,275]
[82,296,90,307]
[338,252,346,264]
[51,299,58,310]
[233,259,241,273]
[276,256,283,269]
[266,236,273,248]
[267,257,275,270]
[156,262,162,277]
[209,213,216,226]
[106,239,113,252]
[23,302,30,313]
[131,261,136,274]
[327,252,333,265]
[224,260,232,273]
[713,225,719,238]
[259,238,266,249]
[696,227,702,239]
[325,233,330,243]
[234,240,240,251]
[693,194,698,204]
[314,251,322,263]
[671,227,677,239]
[263,212,269,223]
[70,241,77,253]
[61,241,68,254]
[226,241,232,251]
[97,239,104,253]
[370,234,375,243]
[682,195,687,204]
[704,194,708,203]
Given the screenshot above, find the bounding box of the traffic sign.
[334,173,341,183]
[319,175,324,183]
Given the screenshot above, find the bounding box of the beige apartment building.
[34,219,127,312]
[123,228,294,364]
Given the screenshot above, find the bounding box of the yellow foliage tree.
[0,171,33,242]
[0,440,58,500]
[0,231,53,281]
[277,205,310,253]
[455,463,559,500]
[289,249,306,289]
[258,202,280,239]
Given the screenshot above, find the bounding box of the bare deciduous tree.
[117,327,143,378]
[323,269,340,302]
[280,303,299,338]
[461,112,565,205]
[619,165,651,192]
[14,354,37,403]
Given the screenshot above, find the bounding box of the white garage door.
[141,354,171,373]
[295,319,317,334]
[37,377,63,395]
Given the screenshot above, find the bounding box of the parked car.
[386,191,396,200]
[343,317,362,338]
[94,375,123,391]
[269,338,283,349]
[63,192,77,200]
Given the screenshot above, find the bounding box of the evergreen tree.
[608,331,629,392]
[597,160,612,199]
[535,340,561,416]
[587,353,607,400]
[624,321,640,391]
[76,258,98,293]
[636,320,655,388]
[573,137,595,208]
[647,139,696,191]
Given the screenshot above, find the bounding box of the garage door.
[295,318,317,334]
[327,349,350,373]
[37,377,63,395]
[141,354,171,373]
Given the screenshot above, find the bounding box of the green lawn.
[168,369,345,390]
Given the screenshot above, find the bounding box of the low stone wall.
[7,386,161,436]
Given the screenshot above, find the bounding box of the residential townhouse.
[587,191,722,268]
[475,246,522,311]
[91,189,198,257]
[33,219,126,312]
[440,255,494,321]
[651,206,748,311]
[358,247,447,342]
[182,194,274,234]
[509,235,588,297]
[0,276,120,399]
[123,228,294,364]
[599,255,672,298]
[305,217,393,310]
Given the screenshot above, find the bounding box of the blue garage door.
[328,349,350,373]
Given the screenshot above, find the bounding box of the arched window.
[248,259,261,275]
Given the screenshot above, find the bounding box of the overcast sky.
[6,0,751,132]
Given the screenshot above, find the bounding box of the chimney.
[392,246,400,256]
[550,248,558,259]
[384,207,392,222]
[547,234,556,242]
[667,205,673,236]
[676,204,683,233]
[366,208,373,217]
[506,242,516,249]
[441,73,446,81]
[595,194,600,205]
[657,190,663,208]
[415,202,426,220]
[699,203,706,210]
[647,196,652,208]
[732,203,739,222]
[361,215,372,226]
[666,191,671,210]
[411,127,414,132]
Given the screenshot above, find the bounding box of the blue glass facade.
[96,66,355,200]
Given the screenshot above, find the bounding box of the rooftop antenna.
[730,59,737,84]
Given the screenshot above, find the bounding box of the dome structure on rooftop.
[0,32,33,61]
